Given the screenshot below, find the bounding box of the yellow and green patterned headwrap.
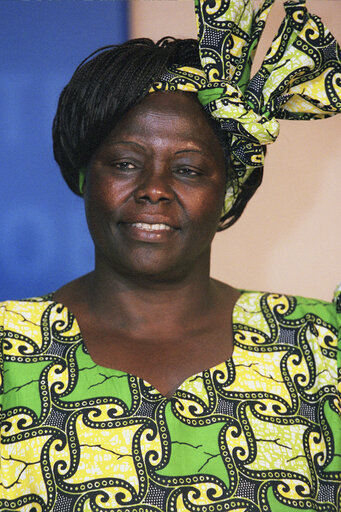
[149,0,341,218]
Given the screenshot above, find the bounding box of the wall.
[130,0,341,301]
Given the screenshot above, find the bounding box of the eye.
[175,167,202,177]
[112,161,136,170]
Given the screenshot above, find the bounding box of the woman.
[1,0,340,510]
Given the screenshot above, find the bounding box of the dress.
[0,291,340,511]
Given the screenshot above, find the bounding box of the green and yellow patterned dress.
[0,291,340,511]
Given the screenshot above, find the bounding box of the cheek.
[202,177,227,215]
[84,171,131,219]
[185,186,226,239]
[83,179,118,244]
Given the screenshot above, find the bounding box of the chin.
[109,252,193,283]
[125,262,185,282]
[98,241,209,283]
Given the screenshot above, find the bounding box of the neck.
[85,249,214,331]
[54,247,239,339]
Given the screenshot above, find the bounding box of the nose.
[134,169,174,204]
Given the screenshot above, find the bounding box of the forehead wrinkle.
[136,121,217,157]
[107,98,222,159]
[175,149,205,155]
[139,110,221,155]
[107,140,146,151]
[110,127,213,157]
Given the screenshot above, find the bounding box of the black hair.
[52,37,264,230]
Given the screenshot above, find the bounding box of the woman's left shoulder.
[236,290,340,394]
[238,289,339,328]
[286,292,338,326]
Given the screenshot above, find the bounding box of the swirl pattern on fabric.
[0,292,340,511]
[150,0,341,218]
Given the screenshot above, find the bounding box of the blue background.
[0,0,128,300]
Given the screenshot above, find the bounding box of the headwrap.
[149,0,341,220]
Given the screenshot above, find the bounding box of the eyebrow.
[108,140,146,151]
[107,141,206,156]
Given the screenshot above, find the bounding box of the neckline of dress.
[46,289,250,400]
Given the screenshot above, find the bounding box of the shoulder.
[0,294,55,329]
[236,290,338,328]
[0,295,81,383]
[234,290,340,395]
[234,291,339,359]
[0,296,56,397]
[0,295,65,354]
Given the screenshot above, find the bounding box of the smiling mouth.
[131,222,173,231]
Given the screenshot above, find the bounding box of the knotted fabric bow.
[149,0,341,220]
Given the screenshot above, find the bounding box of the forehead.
[109,91,222,153]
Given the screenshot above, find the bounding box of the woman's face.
[85,91,226,280]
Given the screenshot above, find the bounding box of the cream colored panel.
[130,0,196,40]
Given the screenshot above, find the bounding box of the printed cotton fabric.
[0,292,340,511]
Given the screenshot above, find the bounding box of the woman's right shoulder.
[0,296,56,397]
[0,294,55,328]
